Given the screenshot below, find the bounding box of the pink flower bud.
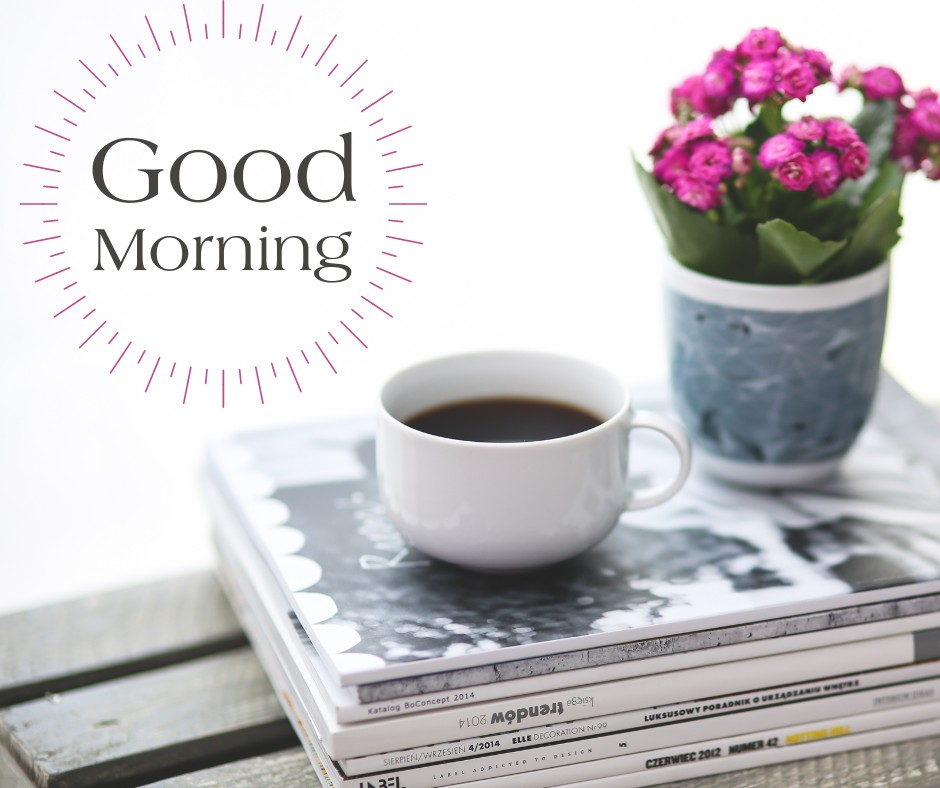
[732,147,752,175]
[912,88,940,103]
[777,53,819,101]
[860,67,905,101]
[741,59,776,102]
[809,149,843,198]
[650,124,683,157]
[801,49,833,82]
[704,58,737,105]
[673,175,722,211]
[758,133,804,170]
[738,28,783,59]
[840,142,870,180]
[653,146,691,186]
[911,96,940,142]
[776,153,814,191]
[689,140,733,184]
[674,116,716,147]
[787,117,825,142]
[824,118,860,150]
[671,74,728,119]
[891,113,919,166]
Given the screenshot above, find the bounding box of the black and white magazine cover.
[206,375,940,691]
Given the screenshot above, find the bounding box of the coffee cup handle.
[624,409,692,511]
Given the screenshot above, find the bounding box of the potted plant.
[636,28,939,487]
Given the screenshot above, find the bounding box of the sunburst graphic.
[20,0,427,407]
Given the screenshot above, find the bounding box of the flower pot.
[664,257,890,487]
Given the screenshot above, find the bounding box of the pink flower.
[776,153,814,191]
[649,125,681,158]
[703,54,738,105]
[758,133,804,170]
[891,112,920,165]
[673,174,722,211]
[732,147,752,175]
[740,59,776,102]
[650,123,682,158]
[671,74,728,118]
[840,142,869,180]
[674,116,715,147]
[824,118,860,149]
[911,96,940,141]
[777,53,819,101]
[738,28,783,59]
[671,74,704,117]
[653,146,690,186]
[787,116,825,142]
[801,49,833,82]
[809,149,843,198]
[860,67,905,101]
[688,140,733,184]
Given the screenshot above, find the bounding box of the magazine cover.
[214,510,940,761]
[207,375,940,689]
[212,486,940,726]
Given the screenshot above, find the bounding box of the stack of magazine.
[206,375,940,787]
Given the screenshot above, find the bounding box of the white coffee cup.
[377,351,692,572]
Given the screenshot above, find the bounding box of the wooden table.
[1,571,938,788]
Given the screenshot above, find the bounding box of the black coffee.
[405,397,602,443]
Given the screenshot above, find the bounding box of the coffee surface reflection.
[406,397,602,443]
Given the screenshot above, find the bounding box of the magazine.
[211,477,940,725]
[206,375,940,698]
[350,592,940,704]
[215,521,940,761]
[220,547,940,788]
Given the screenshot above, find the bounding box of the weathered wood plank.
[146,747,317,787]
[0,648,295,788]
[0,739,35,788]
[0,571,246,707]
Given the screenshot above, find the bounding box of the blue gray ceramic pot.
[664,258,890,487]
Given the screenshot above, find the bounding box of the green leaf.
[633,155,758,280]
[820,190,902,281]
[854,100,896,166]
[744,100,785,147]
[860,158,904,214]
[797,196,855,242]
[755,219,847,284]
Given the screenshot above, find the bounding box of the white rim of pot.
[663,255,890,311]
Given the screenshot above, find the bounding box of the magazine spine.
[351,593,940,703]
[326,702,940,788]
[336,610,940,722]
[340,670,940,775]
[321,632,921,756]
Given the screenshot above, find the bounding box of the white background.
[1,0,938,615]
